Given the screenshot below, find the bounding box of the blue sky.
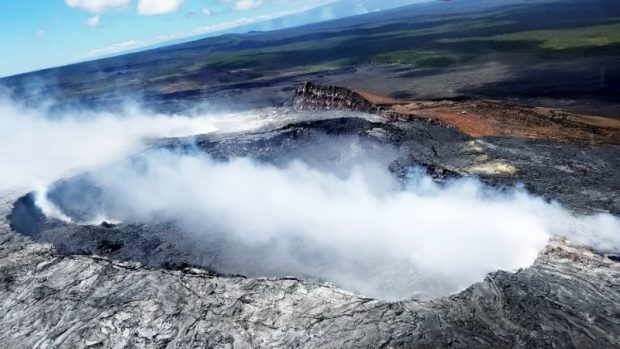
[0,0,426,77]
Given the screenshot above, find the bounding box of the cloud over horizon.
[65,0,131,13]
[66,0,185,15]
[137,0,185,16]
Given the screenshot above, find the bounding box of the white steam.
[1,94,618,300]
[51,150,620,300]
[0,95,284,191]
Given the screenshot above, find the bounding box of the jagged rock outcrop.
[293,82,620,145]
[293,81,379,113]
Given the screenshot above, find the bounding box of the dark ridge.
[293,81,378,113]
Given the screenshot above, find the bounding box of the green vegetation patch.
[369,50,465,67]
[440,21,620,50]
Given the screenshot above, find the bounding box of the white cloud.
[202,8,212,16]
[65,0,130,13]
[191,14,274,35]
[85,14,101,26]
[66,0,184,16]
[233,0,262,11]
[155,12,291,42]
[320,7,334,20]
[355,4,368,15]
[86,39,145,57]
[137,0,184,15]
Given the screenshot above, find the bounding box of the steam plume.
[1,93,618,300]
